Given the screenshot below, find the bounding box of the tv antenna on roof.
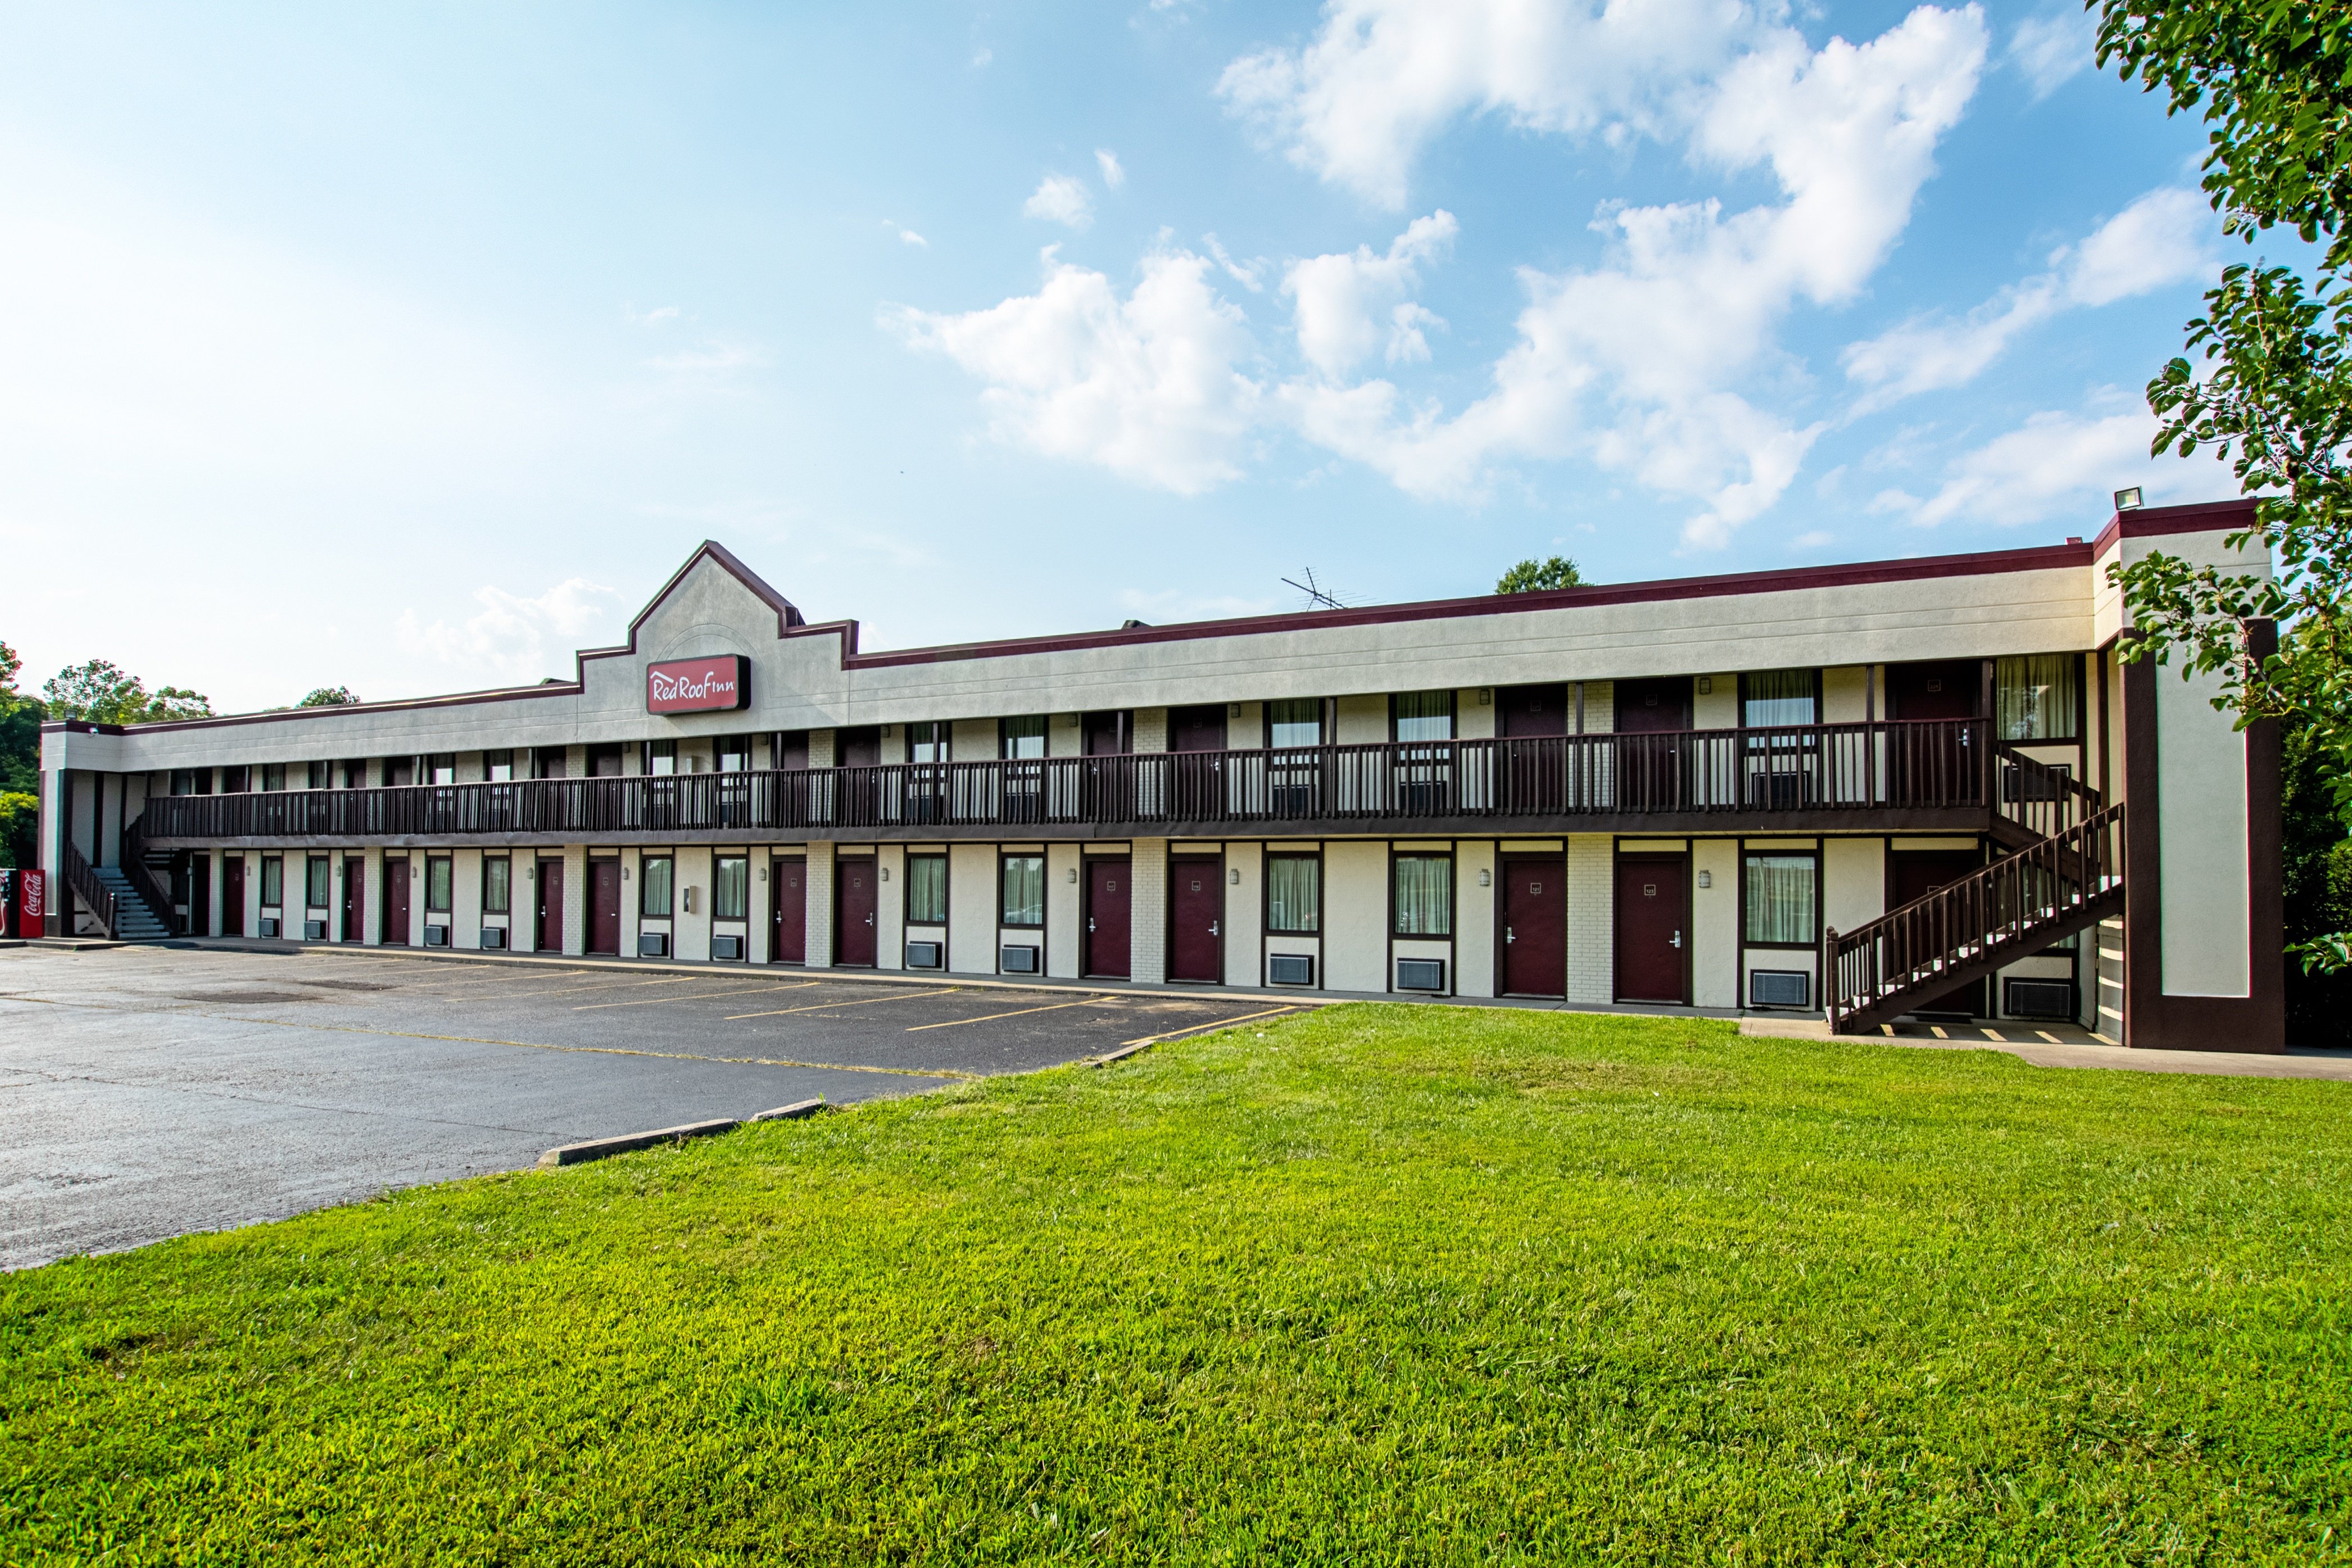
[1282,568,1348,611]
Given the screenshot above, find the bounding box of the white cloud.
[395,578,617,685]
[1841,186,2214,409]
[1203,234,1266,292]
[883,219,928,247]
[1875,397,2231,528]
[886,248,1263,495]
[1282,6,1987,547]
[970,47,993,69]
[1283,210,1457,379]
[1095,149,1126,189]
[1791,529,1833,548]
[1023,174,1094,229]
[2008,8,2096,99]
[1218,0,1765,208]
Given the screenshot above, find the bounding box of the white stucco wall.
[2157,662,2250,996]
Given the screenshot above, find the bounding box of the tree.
[41,660,213,726]
[1496,556,1584,594]
[2094,0,2352,982]
[296,686,360,708]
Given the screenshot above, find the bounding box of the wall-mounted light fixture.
[1697,870,1712,889]
[622,865,631,880]
[1479,869,1492,886]
[1478,688,1493,705]
[1068,868,1079,883]
[1229,703,1243,717]
[2113,486,2144,511]
[880,866,890,881]
[1696,677,1713,695]
[757,865,767,881]
[1229,868,1240,885]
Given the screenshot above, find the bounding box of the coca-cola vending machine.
[16,867,45,938]
[0,868,13,938]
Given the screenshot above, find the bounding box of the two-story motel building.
[35,499,2283,1050]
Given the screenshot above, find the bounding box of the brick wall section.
[2093,916,2123,1037]
[1581,680,1615,732]
[805,842,835,967]
[563,844,587,955]
[1133,709,1168,751]
[1566,833,1614,1005]
[1130,838,1168,983]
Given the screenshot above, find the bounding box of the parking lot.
[0,944,1300,1270]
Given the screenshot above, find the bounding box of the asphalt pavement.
[0,944,1294,1270]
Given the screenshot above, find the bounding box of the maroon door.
[1169,706,1226,752]
[1614,855,1688,1003]
[1083,710,1130,755]
[772,858,806,963]
[341,858,362,942]
[1499,683,1570,812]
[185,854,211,937]
[589,860,622,955]
[382,858,410,946]
[1500,683,1569,737]
[1500,856,1566,997]
[836,856,877,966]
[1886,660,1982,805]
[1616,677,1692,810]
[221,855,246,939]
[1086,858,1131,978]
[1888,851,1988,1016]
[537,859,564,953]
[1169,855,1222,983]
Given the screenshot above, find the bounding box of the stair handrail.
[1993,743,2103,841]
[1827,800,2124,1032]
[60,839,120,940]
[121,821,182,936]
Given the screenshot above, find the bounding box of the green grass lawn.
[6,1007,2350,1564]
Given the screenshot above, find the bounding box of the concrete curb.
[750,1098,828,1122]
[537,1117,739,1168]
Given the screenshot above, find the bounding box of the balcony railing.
[139,718,2007,842]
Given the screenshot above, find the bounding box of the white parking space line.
[574,981,821,1012]
[904,995,1113,1032]
[726,989,953,1021]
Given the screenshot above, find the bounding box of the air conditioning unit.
[638,931,669,958]
[2005,978,2075,1020]
[1268,953,1315,986]
[303,919,327,941]
[1749,969,1810,1009]
[906,940,942,969]
[424,924,449,948]
[257,917,280,939]
[712,934,744,961]
[1395,958,1447,992]
[481,926,509,950]
[1000,944,1040,974]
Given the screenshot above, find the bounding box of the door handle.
[1209,921,1220,937]
[1087,918,1096,932]
[1506,927,1515,944]
[1670,931,1683,948]
[865,913,874,925]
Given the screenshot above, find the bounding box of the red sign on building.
[646,656,750,715]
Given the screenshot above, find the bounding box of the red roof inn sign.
[646,656,750,715]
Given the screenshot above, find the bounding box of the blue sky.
[1,1,2243,713]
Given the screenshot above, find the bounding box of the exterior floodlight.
[2113,486,2144,511]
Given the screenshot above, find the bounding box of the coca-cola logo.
[646,655,749,714]
[19,869,44,920]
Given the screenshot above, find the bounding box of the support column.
[563,845,587,955]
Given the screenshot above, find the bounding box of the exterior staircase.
[92,865,175,941]
[1827,749,2124,1035]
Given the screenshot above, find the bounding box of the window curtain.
[1744,854,1815,943]
[1996,655,2078,740]
[1001,855,1044,925]
[1742,669,1816,728]
[1268,698,1324,749]
[715,856,749,920]
[907,855,948,923]
[1001,716,1048,759]
[1267,856,1320,933]
[427,858,452,912]
[1394,691,1454,742]
[639,856,672,917]
[1393,855,1453,936]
